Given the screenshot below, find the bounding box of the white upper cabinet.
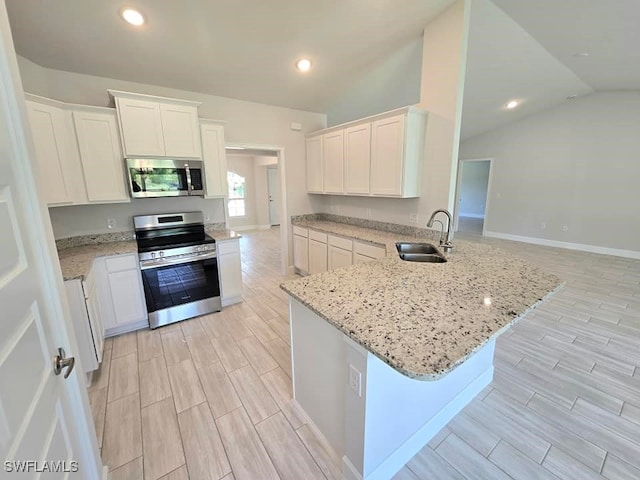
[109,90,202,159]
[306,135,323,193]
[200,120,228,198]
[25,96,87,206]
[160,103,202,158]
[72,107,129,203]
[344,123,371,195]
[306,107,427,198]
[322,130,344,194]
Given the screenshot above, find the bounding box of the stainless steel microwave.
[126,158,205,198]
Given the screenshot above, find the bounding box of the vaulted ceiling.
[6,0,638,140]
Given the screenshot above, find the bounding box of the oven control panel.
[139,243,216,262]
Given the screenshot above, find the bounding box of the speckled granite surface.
[57,226,238,281]
[282,217,563,381]
[57,241,138,281]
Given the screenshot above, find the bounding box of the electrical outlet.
[540,222,546,230]
[408,213,418,226]
[562,225,569,232]
[348,364,362,397]
[107,218,116,229]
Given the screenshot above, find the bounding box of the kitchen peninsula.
[281,215,562,480]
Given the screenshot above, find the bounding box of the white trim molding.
[227,224,272,232]
[485,231,640,260]
[458,213,485,219]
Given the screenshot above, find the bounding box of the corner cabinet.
[108,90,202,159]
[72,107,129,203]
[305,107,427,198]
[200,120,228,198]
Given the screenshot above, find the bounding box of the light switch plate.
[349,364,362,397]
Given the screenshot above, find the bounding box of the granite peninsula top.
[57,228,240,281]
[282,218,563,381]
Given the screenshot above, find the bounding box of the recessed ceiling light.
[296,58,312,72]
[573,52,590,57]
[506,100,519,109]
[121,8,145,26]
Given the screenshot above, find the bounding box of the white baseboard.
[484,231,640,260]
[343,457,363,480]
[105,319,149,338]
[459,213,485,219]
[229,224,271,232]
[222,296,242,307]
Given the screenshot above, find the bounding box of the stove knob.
[151,252,156,259]
[159,251,164,257]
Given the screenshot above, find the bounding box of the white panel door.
[370,114,405,196]
[25,101,72,205]
[116,98,165,156]
[344,123,371,195]
[201,122,228,198]
[0,7,102,477]
[267,167,281,226]
[306,135,323,193]
[322,131,344,194]
[159,104,202,158]
[73,109,129,203]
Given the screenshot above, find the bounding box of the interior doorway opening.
[453,158,493,235]
[225,144,288,275]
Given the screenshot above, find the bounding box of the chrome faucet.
[427,209,454,253]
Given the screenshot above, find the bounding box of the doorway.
[225,145,288,275]
[454,158,493,235]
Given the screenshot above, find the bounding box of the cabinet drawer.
[293,225,308,237]
[105,254,138,273]
[328,234,352,251]
[308,229,327,243]
[217,240,239,255]
[353,241,386,259]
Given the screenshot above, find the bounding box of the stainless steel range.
[134,212,221,329]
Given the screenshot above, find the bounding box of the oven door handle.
[140,250,217,270]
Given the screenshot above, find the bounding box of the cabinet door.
[73,110,129,203]
[306,135,323,193]
[344,123,371,195]
[219,245,242,304]
[108,269,147,326]
[26,101,73,205]
[370,114,405,196]
[116,98,165,156]
[85,279,104,364]
[64,280,99,372]
[293,234,309,273]
[322,131,344,194]
[160,104,202,158]
[328,246,352,270]
[201,122,228,197]
[308,239,328,275]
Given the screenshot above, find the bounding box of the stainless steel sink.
[395,242,447,263]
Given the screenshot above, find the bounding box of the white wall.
[326,37,423,127]
[459,160,489,217]
[319,0,471,229]
[16,56,326,257]
[459,92,640,253]
[48,197,225,238]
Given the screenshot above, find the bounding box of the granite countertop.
[57,241,138,281]
[282,219,562,381]
[57,228,240,281]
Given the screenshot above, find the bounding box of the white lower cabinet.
[328,234,353,270]
[353,241,386,263]
[217,238,243,306]
[98,254,148,337]
[308,239,328,275]
[293,226,309,274]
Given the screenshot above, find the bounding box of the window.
[227,171,246,217]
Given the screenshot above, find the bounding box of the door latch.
[53,347,75,379]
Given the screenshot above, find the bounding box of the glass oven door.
[141,256,221,313]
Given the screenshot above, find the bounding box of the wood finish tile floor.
[88,227,640,479]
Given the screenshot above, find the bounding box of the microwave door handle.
[185,164,193,193]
